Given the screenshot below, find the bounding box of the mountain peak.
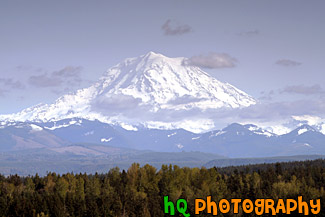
[292,124,316,136]
[134,51,185,70]
[297,124,315,131]
[138,51,172,65]
[142,51,163,58]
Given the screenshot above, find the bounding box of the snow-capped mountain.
[96,51,255,110]
[0,52,256,132]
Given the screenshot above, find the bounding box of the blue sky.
[1,0,325,117]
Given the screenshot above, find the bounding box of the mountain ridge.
[1,118,324,158]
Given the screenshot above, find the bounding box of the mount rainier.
[0,52,256,133]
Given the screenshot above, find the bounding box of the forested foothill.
[0,159,324,216]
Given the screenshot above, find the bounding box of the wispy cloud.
[161,19,192,36]
[28,73,62,87]
[52,66,82,79]
[259,84,324,106]
[0,78,25,97]
[259,90,275,101]
[184,52,237,69]
[280,84,324,95]
[0,78,25,89]
[275,59,302,67]
[91,94,325,129]
[234,99,325,121]
[91,94,143,113]
[167,95,207,105]
[28,66,83,89]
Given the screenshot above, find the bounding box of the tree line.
[0,159,324,217]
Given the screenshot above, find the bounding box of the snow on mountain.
[292,124,316,136]
[30,124,43,132]
[1,118,325,156]
[321,124,325,134]
[101,137,113,143]
[292,115,325,135]
[144,119,216,133]
[0,52,256,133]
[96,51,256,110]
[44,119,83,130]
[264,125,291,136]
[244,124,275,137]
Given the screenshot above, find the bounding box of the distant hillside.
[204,154,325,168]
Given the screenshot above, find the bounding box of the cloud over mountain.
[185,52,237,69]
